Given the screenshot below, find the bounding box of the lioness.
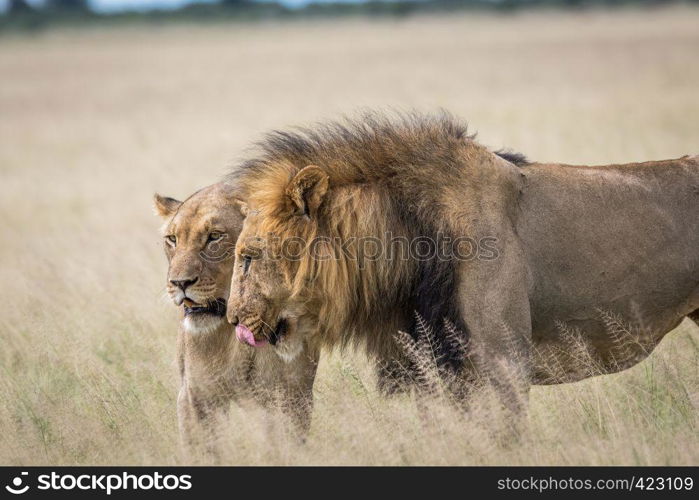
[154,183,319,456]
[224,113,699,420]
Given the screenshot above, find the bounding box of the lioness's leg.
[176,331,216,459]
[177,384,197,451]
[176,329,252,462]
[177,381,229,461]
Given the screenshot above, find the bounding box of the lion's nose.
[170,278,198,291]
[227,313,239,326]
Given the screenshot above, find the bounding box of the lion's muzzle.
[236,324,268,347]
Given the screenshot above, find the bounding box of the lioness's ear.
[153,194,182,218]
[285,165,329,218]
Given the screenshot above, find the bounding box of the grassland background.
[1,6,698,465]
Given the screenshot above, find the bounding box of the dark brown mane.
[494,149,529,166]
[229,111,528,187]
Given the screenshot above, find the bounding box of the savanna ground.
[1,6,698,465]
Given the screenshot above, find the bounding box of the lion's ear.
[233,198,249,217]
[153,194,182,218]
[285,165,329,218]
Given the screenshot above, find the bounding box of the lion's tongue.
[236,324,268,347]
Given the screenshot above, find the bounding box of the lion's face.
[228,214,300,341]
[226,166,328,359]
[226,212,313,361]
[154,183,243,335]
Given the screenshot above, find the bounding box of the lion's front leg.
[456,237,533,438]
[279,344,320,441]
[279,382,315,440]
[258,341,320,441]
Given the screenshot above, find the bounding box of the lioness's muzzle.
[184,298,227,317]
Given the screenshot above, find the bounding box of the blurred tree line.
[3,0,698,31]
[8,0,89,14]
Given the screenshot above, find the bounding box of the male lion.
[154,183,319,456]
[224,112,699,422]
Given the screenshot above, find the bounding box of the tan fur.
[155,183,319,459]
[226,112,699,422]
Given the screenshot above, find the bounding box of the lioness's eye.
[243,255,252,275]
[166,235,176,246]
[207,232,223,243]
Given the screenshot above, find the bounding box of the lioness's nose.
[170,278,198,291]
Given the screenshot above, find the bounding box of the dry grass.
[1,6,698,465]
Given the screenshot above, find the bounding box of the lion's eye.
[166,235,177,246]
[242,255,252,275]
[207,232,223,243]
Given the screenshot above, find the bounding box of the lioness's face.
[154,183,243,335]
